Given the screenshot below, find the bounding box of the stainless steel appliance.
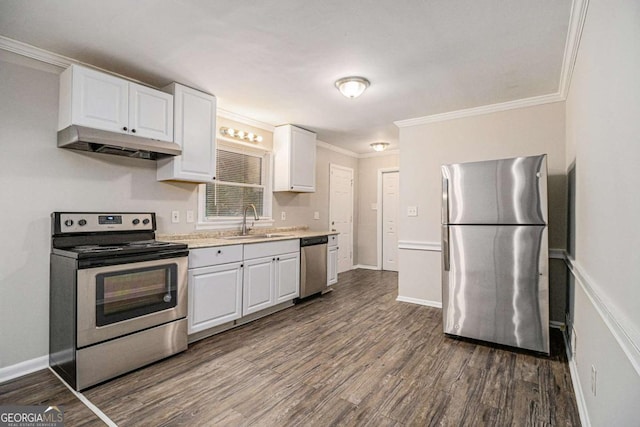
[49,212,189,390]
[441,155,549,354]
[299,236,328,298]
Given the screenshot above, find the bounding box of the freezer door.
[442,225,549,353]
[442,155,548,225]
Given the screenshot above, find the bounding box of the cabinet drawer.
[244,239,300,260]
[328,234,338,248]
[189,244,243,269]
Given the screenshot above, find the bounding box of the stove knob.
[132,219,140,225]
[142,218,150,225]
[78,219,87,226]
[64,219,74,227]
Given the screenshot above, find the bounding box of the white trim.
[563,329,592,427]
[0,35,71,68]
[398,240,441,251]
[396,295,442,309]
[0,355,48,384]
[329,164,355,273]
[49,367,118,427]
[394,93,564,128]
[565,256,640,377]
[354,264,379,270]
[316,140,359,158]
[358,149,400,159]
[216,108,275,132]
[377,168,400,270]
[558,0,590,98]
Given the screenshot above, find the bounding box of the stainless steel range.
[49,212,188,390]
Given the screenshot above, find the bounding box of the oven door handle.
[78,249,189,269]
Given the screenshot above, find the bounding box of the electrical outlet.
[281,211,286,221]
[186,210,195,223]
[313,211,320,220]
[591,365,597,396]
[407,206,418,216]
[171,210,180,224]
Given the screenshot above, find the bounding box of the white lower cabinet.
[242,256,276,315]
[187,240,301,333]
[328,234,338,285]
[275,252,301,303]
[188,262,243,334]
[242,239,301,316]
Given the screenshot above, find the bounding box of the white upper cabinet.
[273,124,316,192]
[157,83,217,182]
[58,64,173,142]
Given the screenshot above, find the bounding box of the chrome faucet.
[241,204,259,235]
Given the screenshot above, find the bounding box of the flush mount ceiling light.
[220,127,263,143]
[335,76,370,98]
[370,142,390,152]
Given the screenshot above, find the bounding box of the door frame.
[377,167,400,270]
[329,163,354,272]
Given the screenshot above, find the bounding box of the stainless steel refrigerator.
[441,154,549,354]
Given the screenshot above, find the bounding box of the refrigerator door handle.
[442,225,450,271]
[442,177,449,224]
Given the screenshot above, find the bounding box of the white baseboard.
[562,329,591,427]
[396,295,442,308]
[353,264,379,270]
[0,355,48,384]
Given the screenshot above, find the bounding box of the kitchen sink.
[226,233,289,240]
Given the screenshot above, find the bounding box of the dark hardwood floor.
[1,269,580,426]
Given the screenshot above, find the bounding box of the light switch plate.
[186,210,195,223]
[407,206,418,216]
[171,210,180,223]
[313,211,320,220]
[281,211,286,221]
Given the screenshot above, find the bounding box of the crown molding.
[394,92,564,128]
[216,109,275,132]
[358,148,399,159]
[558,0,590,98]
[316,140,359,158]
[0,35,72,68]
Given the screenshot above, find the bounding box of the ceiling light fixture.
[335,76,370,98]
[220,127,263,143]
[370,142,390,152]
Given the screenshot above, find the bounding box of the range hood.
[57,125,181,160]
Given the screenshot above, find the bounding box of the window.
[200,143,272,226]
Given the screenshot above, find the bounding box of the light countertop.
[157,228,337,249]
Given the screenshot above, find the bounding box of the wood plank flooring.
[1,269,580,426]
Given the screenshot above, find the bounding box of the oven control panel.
[55,212,155,233]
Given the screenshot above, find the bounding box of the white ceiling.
[0,0,572,153]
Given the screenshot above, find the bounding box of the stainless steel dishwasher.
[299,235,328,298]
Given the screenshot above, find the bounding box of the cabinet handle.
[122,126,128,131]
[276,257,280,261]
[240,264,243,267]
[131,128,136,133]
[272,258,275,261]
[217,250,222,254]
[212,176,216,180]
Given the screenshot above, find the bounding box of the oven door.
[77,256,187,348]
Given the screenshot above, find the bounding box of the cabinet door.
[243,256,275,316]
[128,82,174,142]
[290,126,316,191]
[275,252,300,303]
[188,262,243,334]
[71,65,128,132]
[157,84,216,182]
[328,247,338,285]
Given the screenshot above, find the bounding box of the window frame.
[197,139,273,229]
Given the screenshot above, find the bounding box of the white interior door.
[329,164,354,273]
[382,171,399,271]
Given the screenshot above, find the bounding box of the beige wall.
[397,102,567,319]
[356,154,399,267]
[564,0,640,423]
